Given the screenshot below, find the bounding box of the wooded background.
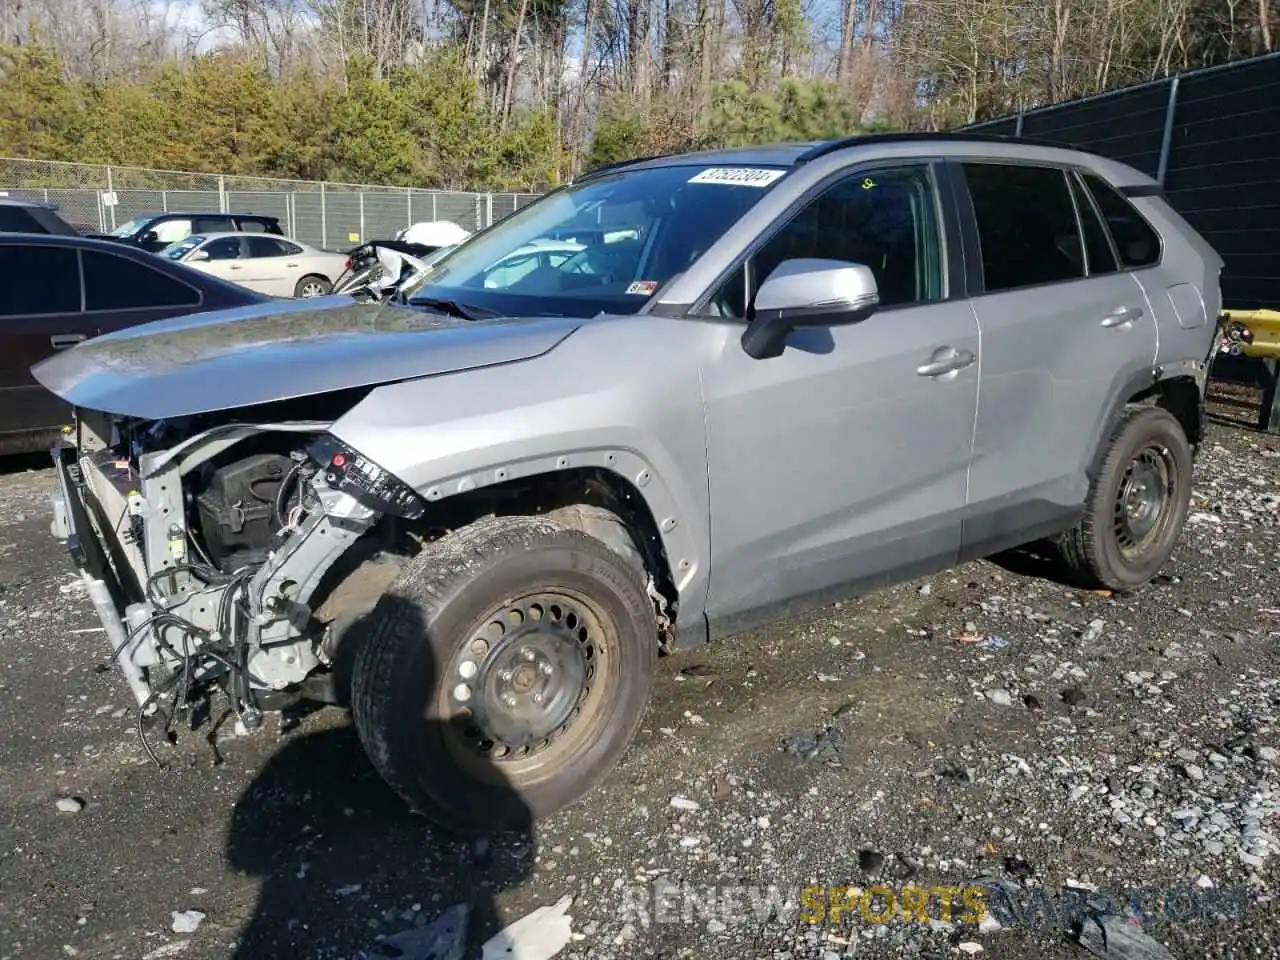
[0,0,1275,190]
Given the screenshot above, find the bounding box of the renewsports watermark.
[616,879,1254,929]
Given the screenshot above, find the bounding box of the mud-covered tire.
[350,514,657,828]
[1058,406,1193,591]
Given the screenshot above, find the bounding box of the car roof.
[128,211,280,220]
[578,131,1158,188]
[0,197,60,209]
[187,231,308,243]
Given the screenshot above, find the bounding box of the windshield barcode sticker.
[687,167,785,187]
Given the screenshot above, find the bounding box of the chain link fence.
[0,157,543,251]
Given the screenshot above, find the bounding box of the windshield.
[404,163,788,318]
[109,217,150,238]
[163,236,205,260]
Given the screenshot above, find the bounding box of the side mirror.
[188,249,210,262]
[740,258,880,360]
[140,230,159,245]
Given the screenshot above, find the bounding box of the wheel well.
[398,467,679,630]
[1126,376,1203,447]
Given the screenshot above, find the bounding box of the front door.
[698,163,980,633]
[193,236,249,285]
[956,160,1159,555]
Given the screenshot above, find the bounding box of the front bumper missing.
[51,442,152,707]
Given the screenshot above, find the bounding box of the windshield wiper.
[410,296,499,321]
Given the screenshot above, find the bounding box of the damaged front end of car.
[49,396,424,742]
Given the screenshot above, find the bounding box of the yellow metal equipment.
[1219,308,1280,358]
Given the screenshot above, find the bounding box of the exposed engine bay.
[49,392,676,768]
[49,394,431,757]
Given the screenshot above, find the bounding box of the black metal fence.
[964,52,1280,310]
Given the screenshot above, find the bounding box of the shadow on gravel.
[0,452,53,476]
[226,602,533,959]
[987,539,1082,589]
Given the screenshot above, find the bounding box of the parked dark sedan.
[0,233,269,454]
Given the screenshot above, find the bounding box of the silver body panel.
[39,134,1222,700]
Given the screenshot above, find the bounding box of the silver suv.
[36,133,1223,827]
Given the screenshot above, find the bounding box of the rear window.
[83,250,201,310]
[1082,173,1162,268]
[0,204,77,236]
[0,245,81,314]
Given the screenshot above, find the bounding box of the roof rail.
[573,153,675,183]
[795,130,1077,164]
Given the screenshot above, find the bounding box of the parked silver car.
[34,133,1222,828]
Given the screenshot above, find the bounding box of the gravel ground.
[3,389,1280,960]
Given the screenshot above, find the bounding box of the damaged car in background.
[36,133,1222,828]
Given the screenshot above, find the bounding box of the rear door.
[956,160,1158,557]
[0,242,94,436]
[242,236,296,295]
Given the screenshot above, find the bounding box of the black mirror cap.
[739,295,879,360]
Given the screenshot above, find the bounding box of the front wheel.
[1058,406,1193,591]
[350,514,658,828]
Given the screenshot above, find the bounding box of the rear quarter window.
[1082,173,1162,268]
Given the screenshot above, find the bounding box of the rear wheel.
[1058,406,1193,591]
[350,514,657,828]
[295,274,331,298]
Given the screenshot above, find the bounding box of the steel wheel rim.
[1114,443,1175,560]
[439,588,610,780]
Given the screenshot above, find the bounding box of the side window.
[964,163,1085,292]
[0,245,80,314]
[1082,173,1161,268]
[1069,173,1119,275]
[150,218,193,245]
[83,251,201,310]
[708,164,944,318]
[246,236,290,257]
[205,238,243,261]
[236,219,269,233]
[193,217,235,234]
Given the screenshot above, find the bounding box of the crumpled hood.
[31,296,583,420]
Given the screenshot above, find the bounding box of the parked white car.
[480,239,585,288]
[161,232,350,299]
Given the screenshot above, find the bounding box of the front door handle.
[228,264,243,270]
[917,348,976,378]
[50,333,86,349]
[1101,305,1144,328]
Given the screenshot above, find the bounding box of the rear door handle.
[286,262,299,268]
[229,264,243,270]
[917,348,976,378]
[1101,306,1144,327]
[50,334,86,349]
